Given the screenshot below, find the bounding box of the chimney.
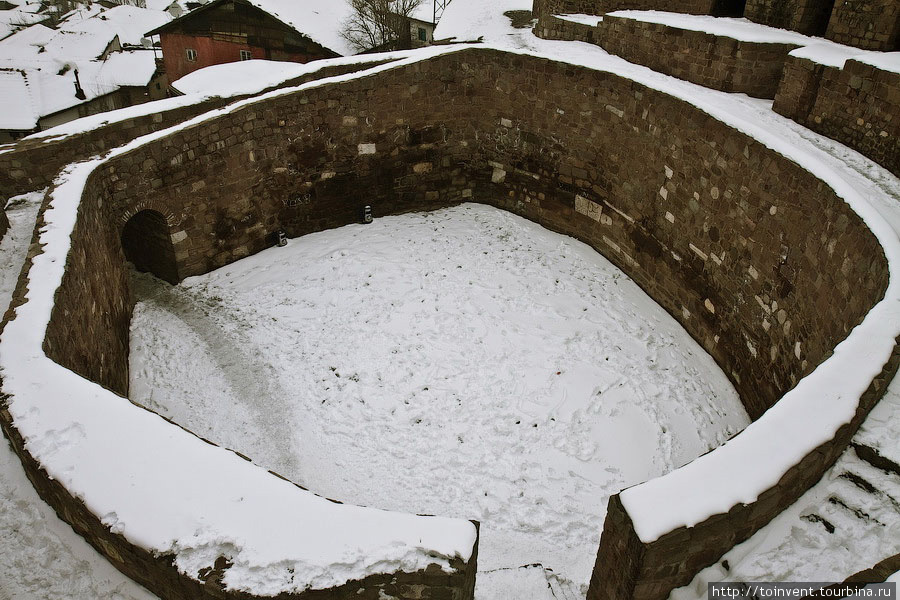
[73,68,86,100]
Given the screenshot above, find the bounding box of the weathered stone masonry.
[774,55,900,177]
[533,0,715,17]
[0,59,392,201]
[2,47,894,600]
[595,15,801,98]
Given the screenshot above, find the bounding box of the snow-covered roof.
[93,49,158,87]
[42,29,119,61]
[65,4,172,46]
[240,0,355,56]
[0,6,47,40]
[0,21,53,61]
[0,68,88,128]
[0,49,157,130]
[144,0,179,11]
[0,68,38,129]
[433,0,532,42]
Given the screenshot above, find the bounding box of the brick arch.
[118,199,180,229]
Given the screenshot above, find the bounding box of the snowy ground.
[129,204,747,596]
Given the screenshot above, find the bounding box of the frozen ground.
[0,192,157,600]
[129,204,748,596]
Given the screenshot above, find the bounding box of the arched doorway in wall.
[121,209,180,284]
[712,0,747,17]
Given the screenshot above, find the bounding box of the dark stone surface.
[774,56,900,177]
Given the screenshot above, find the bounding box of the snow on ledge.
[0,47,483,596]
[789,44,900,74]
[554,14,603,27]
[607,10,900,75]
[606,11,815,44]
[0,50,430,149]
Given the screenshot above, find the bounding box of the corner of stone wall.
[772,55,826,123]
[587,495,644,600]
[586,340,900,600]
[775,56,900,177]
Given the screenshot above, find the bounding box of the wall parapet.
[774,54,900,177]
[0,57,398,200]
[1,46,898,600]
[536,0,715,17]
[595,13,802,98]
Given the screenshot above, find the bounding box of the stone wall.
[744,0,835,36]
[0,60,391,200]
[826,0,900,51]
[773,56,900,177]
[0,397,479,600]
[535,0,716,17]
[590,343,899,600]
[595,14,801,98]
[6,47,894,600]
[745,0,899,51]
[535,13,601,43]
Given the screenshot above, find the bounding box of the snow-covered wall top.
[1,42,898,600]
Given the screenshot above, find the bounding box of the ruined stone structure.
[534,3,900,176]
[595,14,800,98]
[745,0,900,51]
[1,46,896,600]
[531,0,718,17]
[535,0,899,51]
[826,0,899,51]
[774,56,900,176]
[0,59,390,200]
[744,0,836,37]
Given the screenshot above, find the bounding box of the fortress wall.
[3,48,894,600]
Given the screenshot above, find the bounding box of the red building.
[146,0,354,85]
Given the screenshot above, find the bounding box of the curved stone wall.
[533,0,715,18]
[0,57,395,200]
[2,47,897,600]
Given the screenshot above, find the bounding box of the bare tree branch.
[342,0,425,53]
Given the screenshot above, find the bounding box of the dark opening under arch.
[121,209,180,284]
[809,0,837,37]
[712,0,746,17]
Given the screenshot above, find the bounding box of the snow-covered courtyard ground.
[128,204,748,596]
